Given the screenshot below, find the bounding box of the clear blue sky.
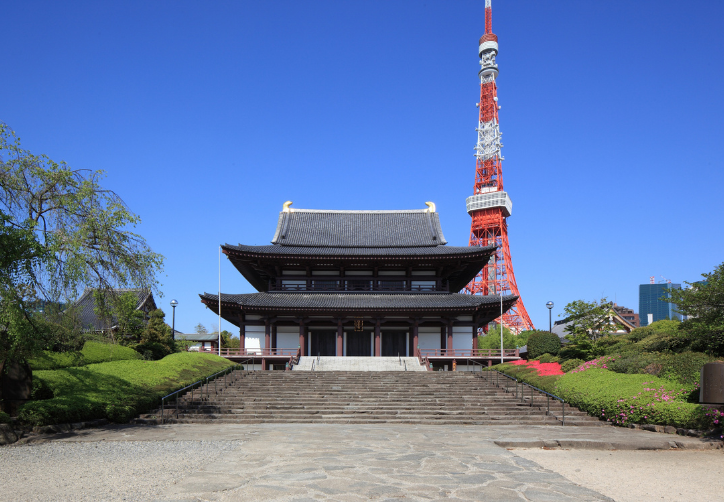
[3,1,723,333]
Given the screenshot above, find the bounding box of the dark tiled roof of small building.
[270,208,447,247]
[200,292,517,312]
[224,243,495,258]
[75,288,154,331]
[175,333,220,342]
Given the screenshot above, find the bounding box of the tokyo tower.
[465,0,534,332]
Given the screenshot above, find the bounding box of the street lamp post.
[546,301,554,333]
[170,299,178,340]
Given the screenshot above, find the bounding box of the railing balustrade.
[419,348,519,358]
[270,279,446,293]
[195,347,299,357]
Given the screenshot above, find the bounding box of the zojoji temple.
[200,202,520,370]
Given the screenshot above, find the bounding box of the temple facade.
[200,202,517,369]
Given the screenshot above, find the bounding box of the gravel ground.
[0,440,239,502]
[513,449,724,502]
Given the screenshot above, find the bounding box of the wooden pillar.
[271,324,277,351]
[336,318,343,356]
[440,324,446,352]
[298,320,306,356]
[374,319,381,357]
[264,318,271,355]
[411,319,419,357]
[262,358,267,370]
[472,322,479,355]
[447,318,454,354]
[239,324,246,352]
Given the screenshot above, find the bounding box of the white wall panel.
[245,325,265,353]
[276,326,298,349]
[452,326,473,350]
[418,327,441,350]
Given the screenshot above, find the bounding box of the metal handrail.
[160,364,241,423]
[466,358,485,372]
[484,369,566,426]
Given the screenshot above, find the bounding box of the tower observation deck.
[464,0,534,333]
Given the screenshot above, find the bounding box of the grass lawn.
[20,352,233,426]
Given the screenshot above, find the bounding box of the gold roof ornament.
[282,201,294,213]
[425,201,436,213]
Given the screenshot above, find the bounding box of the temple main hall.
[200,202,518,369]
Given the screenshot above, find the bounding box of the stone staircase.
[136,370,606,426]
[293,356,426,372]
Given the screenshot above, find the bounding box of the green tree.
[526,331,561,359]
[0,124,163,365]
[479,325,517,350]
[194,323,208,334]
[558,298,615,360]
[666,263,724,356]
[135,309,174,360]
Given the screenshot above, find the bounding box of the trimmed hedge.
[527,331,561,358]
[492,361,711,429]
[554,368,706,429]
[29,341,141,370]
[18,352,233,426]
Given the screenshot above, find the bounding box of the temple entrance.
[381,331,407,357]
[310,331,336,356]
[346,331,372,356]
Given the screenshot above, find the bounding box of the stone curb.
[1,418,110,446]
[493,439,724,450]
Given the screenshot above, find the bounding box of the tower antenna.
[465,0,535,333]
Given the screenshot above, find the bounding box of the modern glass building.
[639,283,682,326]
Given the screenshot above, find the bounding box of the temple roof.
[224,243,494,258]
[201,292,517,313]
[270,208,447,247]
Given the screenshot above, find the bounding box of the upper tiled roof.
[74,288,154,331]
[225,243,495,257]
[270,208,447,247]
[201,292,517,311]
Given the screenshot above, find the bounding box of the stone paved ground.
[2,424,722,501]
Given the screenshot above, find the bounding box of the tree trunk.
[0,359,33,416]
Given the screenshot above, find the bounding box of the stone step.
[139,370,607,427]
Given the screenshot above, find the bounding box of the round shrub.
[561,358,584,373]
[537,353,560,364]
[527,331,561,359]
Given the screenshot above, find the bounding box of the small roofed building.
[200,202,519,369]
[74,288,157,333]
[173,331,220,351]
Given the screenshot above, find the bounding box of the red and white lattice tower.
[465,0,534,333]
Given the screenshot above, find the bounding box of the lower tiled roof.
[200,292,517,311]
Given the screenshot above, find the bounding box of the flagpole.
[218,244,221,356]
[499,250,503,365]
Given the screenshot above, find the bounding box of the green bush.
[29,351,86,371]
[561,358,584,373]
[537,353,560,363]
[489,363,559,394]
[0,411,11,424]
[554,368,706,429]
[527,331,561,359]
[605,351,713,390]
[18,353,234,426]
[81,341,141,364]
[29,341,142,370]
[130,341,172,361]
